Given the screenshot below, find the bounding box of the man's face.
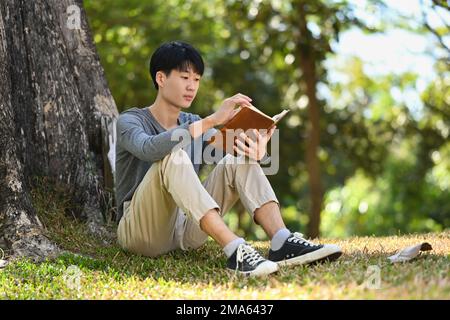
[158,67,201,109]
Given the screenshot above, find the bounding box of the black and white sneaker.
[268,232,342,267]
[227,243,278,276]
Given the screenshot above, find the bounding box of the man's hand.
[190,93,253,139]
[207,93,253,127]
[233,126,276,161]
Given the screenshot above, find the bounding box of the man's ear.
[156,71,166,88]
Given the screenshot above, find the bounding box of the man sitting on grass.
[115,40,342,276]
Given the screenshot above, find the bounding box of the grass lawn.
[1,190,449,299]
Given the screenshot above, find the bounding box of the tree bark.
[0,0,118,261]
[297,3,323,239]
[0,12,58,261]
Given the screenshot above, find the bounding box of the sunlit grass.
[0,187,448,299]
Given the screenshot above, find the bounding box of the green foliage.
[84,0,449,237]
[321,56,449,237]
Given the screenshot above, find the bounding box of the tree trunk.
[0,0,118,261]
[297,3,323,239]
[0,14,58,261]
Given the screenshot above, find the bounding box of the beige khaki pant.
[117,148,279,257]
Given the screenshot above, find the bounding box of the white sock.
[223,238,245,258]
[271,228,291,251]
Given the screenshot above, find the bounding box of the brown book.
[209,105,290,155]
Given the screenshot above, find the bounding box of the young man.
[115,41,342,276]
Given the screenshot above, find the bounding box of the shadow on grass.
[41,238,443,291]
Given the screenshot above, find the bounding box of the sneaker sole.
[307,251,342,265]
[276,245,342,267]
[228,261,279,277]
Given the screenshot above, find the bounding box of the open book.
[208,105,290,155]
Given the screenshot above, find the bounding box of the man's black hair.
[149,41,204,90]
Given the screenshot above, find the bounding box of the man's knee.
[166,148,190,162]
[221,154,260,168]
[161,148,192,172]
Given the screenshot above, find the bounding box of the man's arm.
[188,115,216,139]
[189,93,255,140]
[118,93,253,162]
[191,93,253,140]
[117,114,194,162]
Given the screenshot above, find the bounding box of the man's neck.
[148,97,180,130]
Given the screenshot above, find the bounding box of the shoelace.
[236,244,265,271]
[287,232,317,247]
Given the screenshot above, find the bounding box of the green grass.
[0,188,449,299]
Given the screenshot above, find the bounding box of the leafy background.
[84,0,449,239]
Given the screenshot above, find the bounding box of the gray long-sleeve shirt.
[114,107,219,221]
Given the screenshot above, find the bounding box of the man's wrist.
[204,115,217,129]
[257,153,271,165]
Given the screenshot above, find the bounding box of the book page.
[272,109,290,123]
